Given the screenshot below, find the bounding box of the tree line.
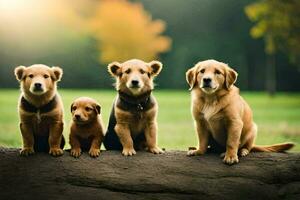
[0,0,299,92]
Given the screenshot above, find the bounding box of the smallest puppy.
[69,97,105,158]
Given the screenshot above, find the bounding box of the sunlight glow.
[0,0,28,12]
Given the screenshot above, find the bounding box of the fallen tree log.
[0,148,299,200]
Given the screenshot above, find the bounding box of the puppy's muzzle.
[202,78,212,88]
[75,114,81,120]
[33,82,44,92]
[73,114,86,124]
[130,79,140,88]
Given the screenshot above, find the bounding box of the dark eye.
[125,69,131,74]
[200,69,205,73]
[28,74,34,78]
[85,107,92,112]
[72,106,77,111]
[215,70,221,75]
[140,69,145,74]
[44,74,49,79]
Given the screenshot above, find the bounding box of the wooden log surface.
[0,148,299,200]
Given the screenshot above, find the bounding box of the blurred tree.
[245,0,300,95]
[88,0,171,63]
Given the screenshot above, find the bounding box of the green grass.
[0,89,299,151]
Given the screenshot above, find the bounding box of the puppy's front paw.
[223,153,239,165]
[148,146,164,154]
[122,148,136,156]
[70,148,81,158]
[89,148,100,157]
[20,147,35,156]
[49,148,64,157]
[187,149,204,156]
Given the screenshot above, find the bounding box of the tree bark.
[0,148,299,200]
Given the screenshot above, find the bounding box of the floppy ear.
[108,62,121,77]
[225,66,238,90]
[14,66,26,81]
[51,66,63,81]
[186,66,198,90]
[70,103,74,113]
[94,104,101,115]
[149,60,162,76]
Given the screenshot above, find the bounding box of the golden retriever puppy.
[14,64,65,156]
[104,59,163,156]
[69,97,105,158]
[186,59,294,165]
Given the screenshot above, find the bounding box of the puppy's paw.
[223,153,239,165]
[70,148,81,158]
[89,148,100,157]
[49,148,64,157]
[122,148,136,156]
[187,149,204,156]
[148,146,164,154]
[239,148,249,157]
[20,147,35,156]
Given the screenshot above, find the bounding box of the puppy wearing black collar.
[104,59,164,156]
[14,64,65,156]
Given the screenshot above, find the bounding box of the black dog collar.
[21,95,57,114]
[117,91,153,112]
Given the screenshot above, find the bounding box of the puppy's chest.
[22,114,53,136]
[116,104,155,133]
[23,111,55,125]
[198,103,225,131]
[200,103,222,121]
[20,95,60,124]
[129,112,148,129]
[35,112,52,124]
[73,126,95,138]
[118,111,150,136]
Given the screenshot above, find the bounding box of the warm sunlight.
[0,0,30,13]
[0,0,46,25]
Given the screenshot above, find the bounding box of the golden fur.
[106,59,163,156]
[14,64,64,156]
[186,59,294,165]
[69,97,105,158]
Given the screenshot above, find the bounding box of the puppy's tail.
[251,142,295,152]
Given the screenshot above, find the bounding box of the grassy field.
[0,89,299,151]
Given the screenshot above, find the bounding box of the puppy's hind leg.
[239,123,257,157]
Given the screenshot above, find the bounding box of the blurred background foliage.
[88,0,171,63]
[245,0,300,95]
[245,0,300,59]
[0,0,299,92]
[0,0,299,150]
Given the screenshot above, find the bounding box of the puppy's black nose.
[131,80,139,86]
[75,114,81,120]
[34,83,42,88]
[203,78,211,84]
